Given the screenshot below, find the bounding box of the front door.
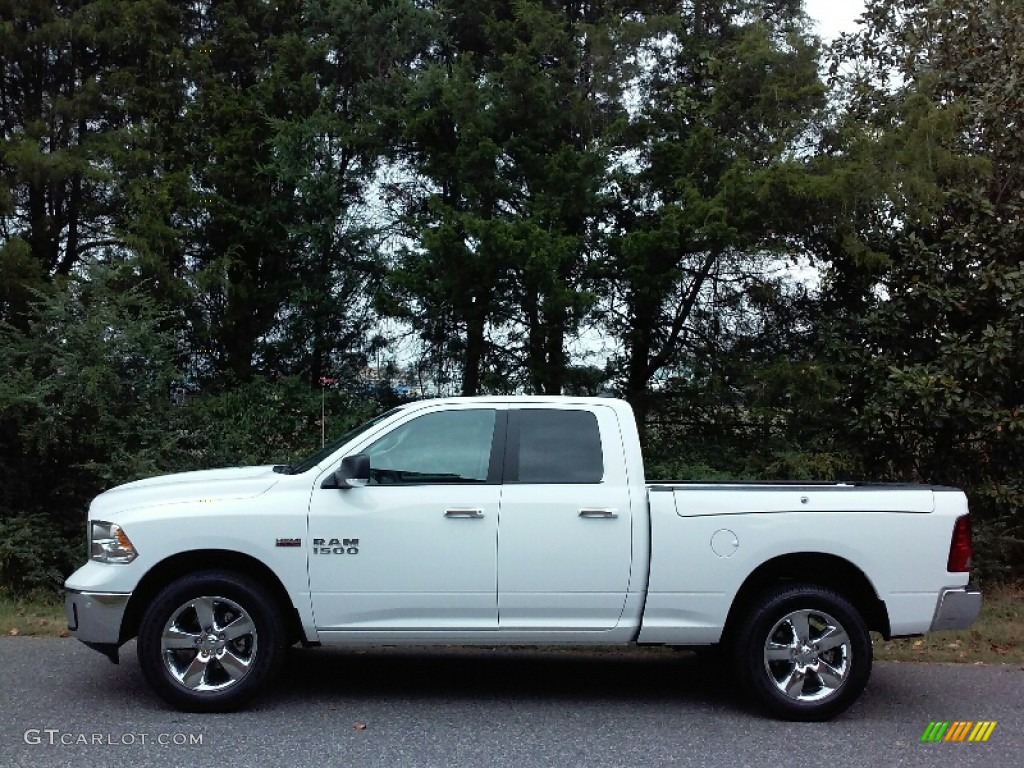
[308,406,503,630]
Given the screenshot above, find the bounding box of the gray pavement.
[1,638,1021,768]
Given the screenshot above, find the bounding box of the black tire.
[137,570,286,712]
[732,584,872,721]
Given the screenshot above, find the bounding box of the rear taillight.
[947,515,972,572]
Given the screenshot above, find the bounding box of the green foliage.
[816,0,1024,576]
[0,262,179,484]
[172,377,382,471]
[0,237,46,325]
[0,262,178,591]
[0,513,84,594]
[0,263,386,593]
[1,0,1024,592]
[600,1,828,426]
[385,0,621,394]
[972,518,1024,585]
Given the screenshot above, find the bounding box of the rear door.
[497,405,634,630]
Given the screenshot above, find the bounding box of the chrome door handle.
[579,508,618,519]
[445,508,484,519]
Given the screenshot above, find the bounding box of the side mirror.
[322,454,371,489]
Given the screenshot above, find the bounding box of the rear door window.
[506,409,604,484]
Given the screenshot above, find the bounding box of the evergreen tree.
[600,0,827,428]
[821,0,1024,576]
[386,0,629,394]
[0,1,182,294]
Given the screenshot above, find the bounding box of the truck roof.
[398,394,627,407]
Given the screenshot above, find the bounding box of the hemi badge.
[276,538,302,547]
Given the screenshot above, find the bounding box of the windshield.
[286,407,403,474]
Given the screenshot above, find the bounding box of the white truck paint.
[65,396,981,719]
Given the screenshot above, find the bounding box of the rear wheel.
[137,571,286,712]
[733,584,871,721]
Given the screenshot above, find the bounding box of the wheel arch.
[722,552,891,645]
[120,550,306,646]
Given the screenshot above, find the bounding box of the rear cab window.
[505,408,604,483]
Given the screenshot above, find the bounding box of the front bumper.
[65,589,130,662]
[930,586,982,632]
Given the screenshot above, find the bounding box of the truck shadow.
[268,646,738,708]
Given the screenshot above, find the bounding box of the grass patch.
[873,582,1024,664]
[0,592,68,638]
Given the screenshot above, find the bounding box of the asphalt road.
[1,638,1021,768]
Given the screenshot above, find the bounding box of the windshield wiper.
[272,464,293,474]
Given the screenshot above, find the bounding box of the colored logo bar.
[921,721,997,742]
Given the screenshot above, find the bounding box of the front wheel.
[733,584,872,721]
[137,571,286,712]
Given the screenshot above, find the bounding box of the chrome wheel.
[161,595,258,692]
[763,608,851,703]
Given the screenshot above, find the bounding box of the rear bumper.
[65,589,129,659]
[930,586,982,632]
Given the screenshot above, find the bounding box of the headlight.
[90,521,138,564]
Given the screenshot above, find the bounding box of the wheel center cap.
[796,645,817,665]
[199,634,221,653]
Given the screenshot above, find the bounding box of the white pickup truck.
[65,396,981,720]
